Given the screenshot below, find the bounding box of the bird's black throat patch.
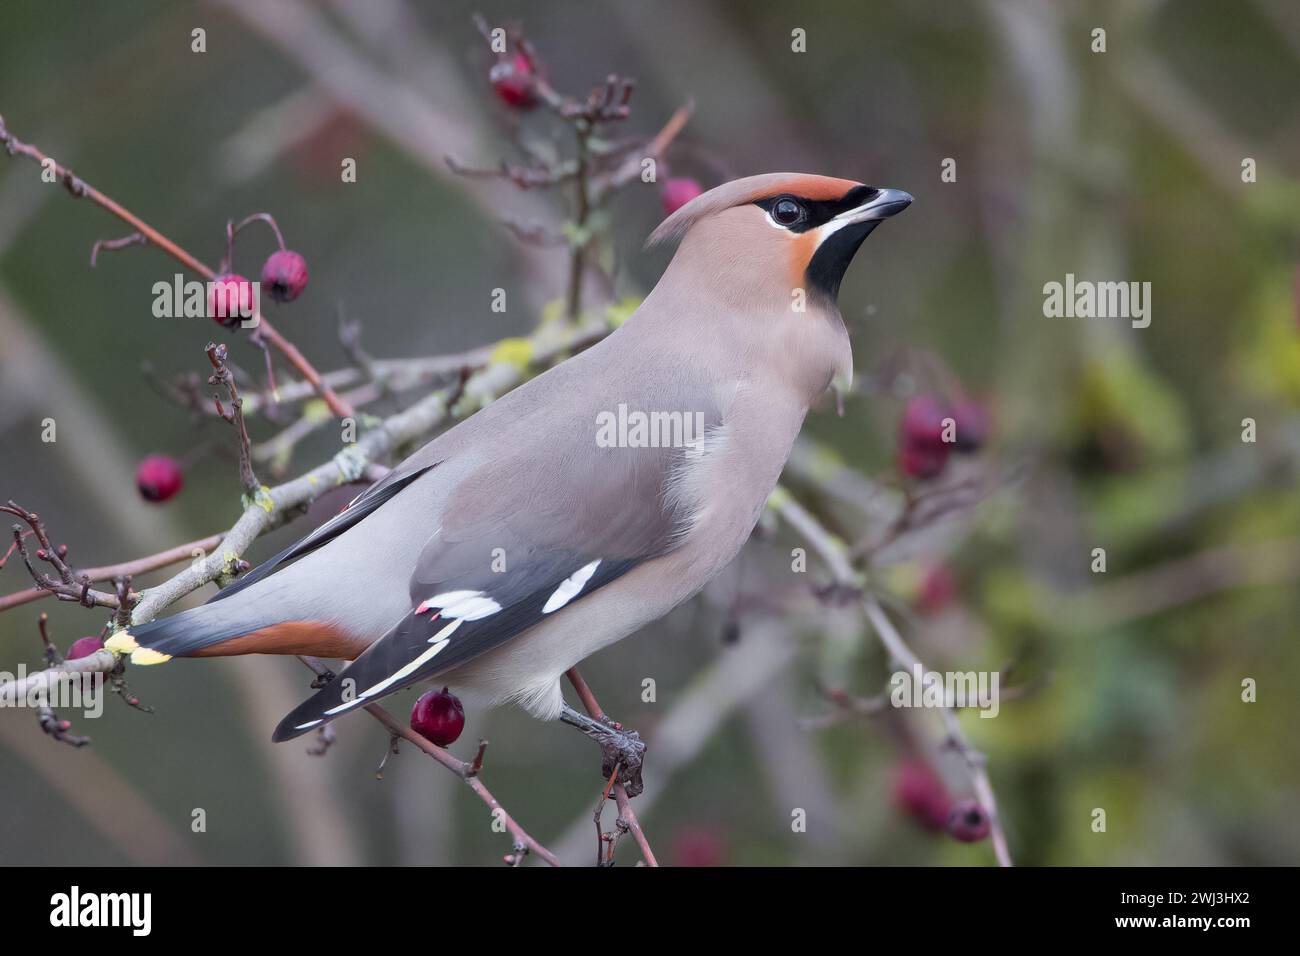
[806,219,879,302]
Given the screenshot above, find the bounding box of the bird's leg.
[559,703,647,797]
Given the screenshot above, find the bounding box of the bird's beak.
[805,185,913,302]
[831,187,913,226]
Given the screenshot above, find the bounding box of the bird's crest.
[647,172,862,247]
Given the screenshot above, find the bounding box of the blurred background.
[2,0,1299,866]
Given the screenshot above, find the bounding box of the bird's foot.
[599,727,646,798]
[560,704,647,797]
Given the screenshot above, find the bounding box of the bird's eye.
[772,198,805,226]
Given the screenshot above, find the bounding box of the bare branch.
[308,658,564,867]
[768,487,1015,867]
[0,534,224,613]
[0,113,354,418]
[1,503,127,611]
[565,667,659,867]
[207,342,261,497]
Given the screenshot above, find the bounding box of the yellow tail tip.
[130,647,172,666]
[104,631,138,653]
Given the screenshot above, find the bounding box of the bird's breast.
[662,382,807,584]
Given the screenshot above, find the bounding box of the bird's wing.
[209,464,439,603]
[272,397,722,741]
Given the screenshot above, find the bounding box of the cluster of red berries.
[139,222,311,502]
[892,759,991,843]
[897,394,988,480]
[208,247,308,328]
[410,687,466,746]
[209,213,309,329]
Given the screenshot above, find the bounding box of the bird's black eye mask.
[753,185,880,233]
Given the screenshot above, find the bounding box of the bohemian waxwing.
[106,173,911,791]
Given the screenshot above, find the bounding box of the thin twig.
[564,667,659,867]
[90,231,147,266]
[862,595,1013,867]
[0,534,224,613]
[0,113,354,418]
[770,488,1014,867]
[206,342,261,496]
[341,687,559,864]
[1,503,125,611]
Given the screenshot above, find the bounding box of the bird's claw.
[560,703,649,797]
[599,726,646,797]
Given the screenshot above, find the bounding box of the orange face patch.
[788,229,822,289]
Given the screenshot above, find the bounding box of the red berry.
[897,394,951,479]
[899,441,948,479]
[261,250,309,303]
[661,177,704,215]
[945,799,991,842]
[207,273,256,328]
[892,759,952,832]
[410,687,465,746]
[901,394,949,447]
[66,637,105,660]
[950,400,988,453]
[489,53,537,109]
[135,454,184,503]
[671,827,726,867]
[916,564,956,614]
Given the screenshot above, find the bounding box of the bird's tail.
[104,600,275,665]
